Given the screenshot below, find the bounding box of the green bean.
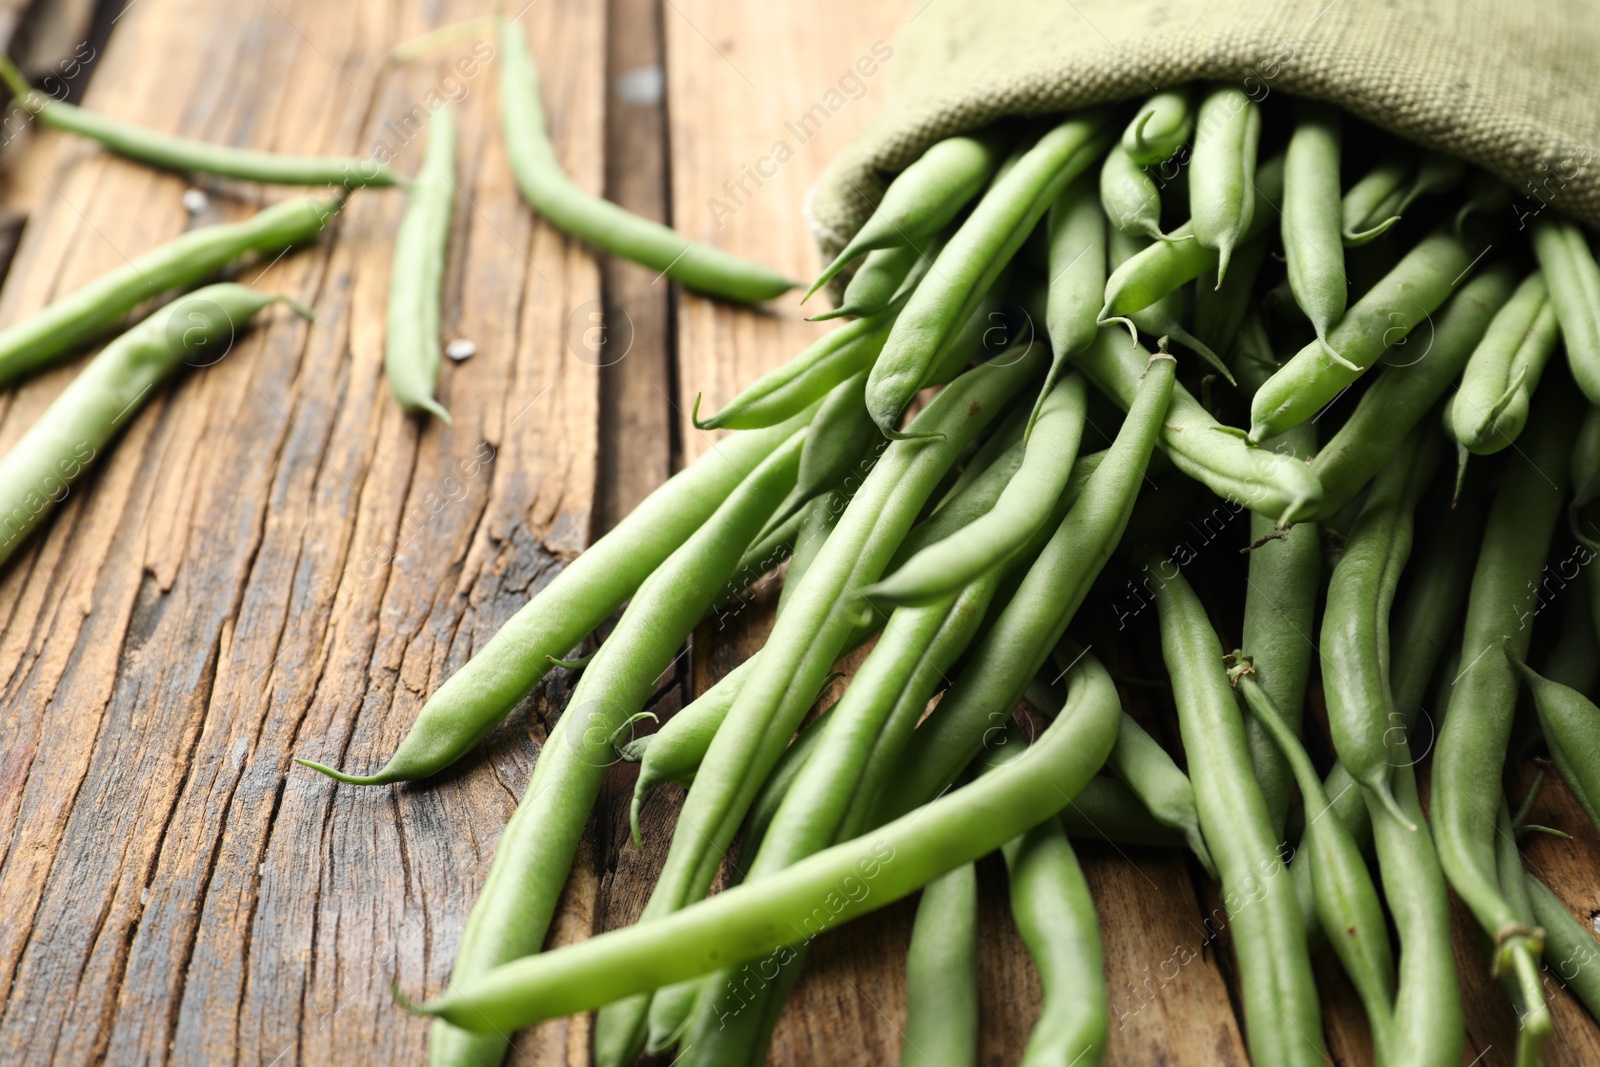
[1248,229,1475,443]
[1229,657,1396,1055]
[385,104,455,422]
[1122,90,1192,166]
[428,428,804,1067]
[1447,272,1559,454]
[497,20,794,303]
[1139,555,1323,1067]
[1099,153,1283,319]
[1531,217,1600,406]
[1101,143,1179,242]
[772,369,881,531]
[1058,777,1186,847]
[1282,102,1346,345]
[1493,802,1544,1025]
[1308,265,1515,517]
[807,132,1006,300]
[695,310,894,430]
[1433,388,1578,1066]
[1528,875,1600,1021]
[0,57,395,188]
[1510,653,1600,834]
[1037,173,1107,431]
[865,114,1109,434]
[593,349,1046,1065]
[1106,228,1233,383]
[0,195,340,387]
[1073,329,1323,524]
[869,374,1087,606]
[900,864,980,1067]
[810,239,927,322]
[408,650,1121,1035]
[979,725,1107,1067]
[0,284,300,567]
[1323,426,1440,824]
[1341,156,1410,245]
[1370,741,1462,1067]
[299,408,813,784]
[876,356,1172,818]
[1238,423,1320,839]
[1189,85,1261,282]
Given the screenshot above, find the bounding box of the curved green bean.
[299,408,813,784]
[1447,272,1559,454]
[1073,329,1323,524]
[428,429,803,1067]
[1433,388,1579,1066]
[1531,217,1600,406]
[1122,90,1192,166]
[1099,153,1283,319]
[497,19,794,303]
[1341,157,1410,245]
[1510,654,1600,834]
[408,650,1121,1035]
[0,284,300,567]
[1308,265,1515,518]
[900,864,980,1067]
[807,132,1006,300]
[869,373,1087,605]
[1101,143,1177,241]
[0,194,341,387]
[1189,85,1260,282]
[1528,875,1600,1022]
[1282,102,1346,344]
[0,57,396,187]
[865,113,1108,434]
[1249,229,1475,442]
[385,104,455,422]
[1140,555,1323,1067]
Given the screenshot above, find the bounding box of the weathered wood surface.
[0,1,1597,1066]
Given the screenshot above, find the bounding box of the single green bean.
[0,284,299,567]
[409,650,1121,1035]
[1447,272,1559,454]
[1239,424,1320,839]
[869,373,1087,605]
[385,104,455,422]
[0,194,341,387]
[1038,173,1107,431]
[1106,229,1233,383]
[1122,90,1192,166]
[1140,554,1323,1067]
[875,355,1173,818]
[1101,143,1178,242]
[865,114,1108,434]
[1249,229,1476,442]
[428,429,804,1067]
[1510,653,1600,834]
[1229,658,1396,1055]
[695,310,894,430]
[1073,328,1323,524]
[807,132,1006,300]
[1282,102,1346,344]
[1433,388,1578,1065]
[1189,85,1260,282]
[0,56,395,187]
[1322,426,1440,824]
[1308,265,1515,517]
[593,350,1046,1065]
[1528,875,1600,1021]
[299,408,813,784]
[900,864,980,1067]
[1341,156,1410,245]
[1531,217,1600,406]
[1058,778,1185,847]
[497,19,794,302]
[1099,153,1283,319]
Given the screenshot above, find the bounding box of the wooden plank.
[0,3,602,1066]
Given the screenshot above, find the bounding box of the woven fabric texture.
[807,0,1600,255]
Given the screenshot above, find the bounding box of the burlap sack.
[807,0,1600,259]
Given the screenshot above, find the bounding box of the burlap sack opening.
[806,0,1600,263]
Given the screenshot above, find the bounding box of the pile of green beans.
[92,64,1598,1067]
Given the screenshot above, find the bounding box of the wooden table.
[2,1,1599,1064]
